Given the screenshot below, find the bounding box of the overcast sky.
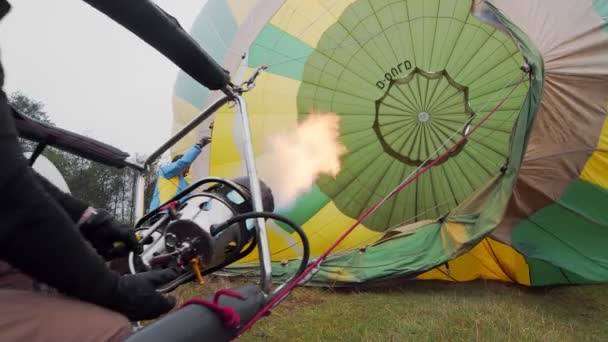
[0,0,208,156]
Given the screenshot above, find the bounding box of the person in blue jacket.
[148,132,212,211]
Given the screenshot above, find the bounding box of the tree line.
[12,91,160,225]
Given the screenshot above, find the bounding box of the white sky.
[0,0,208,156]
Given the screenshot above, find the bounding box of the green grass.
[173,277,608,341]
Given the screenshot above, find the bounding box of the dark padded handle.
[125,285,266,342]
[12,107,131,168]
[83,0,230,90]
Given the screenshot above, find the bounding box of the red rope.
[237,80,524,337]
[182,289,246,328]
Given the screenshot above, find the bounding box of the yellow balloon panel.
[302,202,378,256]
[581,117,608,189]
[269,0,354,47]
[238,201,381,263]
[209,103,241,172]
[209,69,301,173]
[243,69,301,136]
[440,222,468,251]
[171,96,202,156]
[417,238,531,285]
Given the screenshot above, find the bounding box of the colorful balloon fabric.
[171,0,608,286]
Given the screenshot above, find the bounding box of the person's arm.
[160,144,203,179]
[34,171,142,259]
[33,172,89,222]
[0,92,175,321]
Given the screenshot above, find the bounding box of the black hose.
[210,212,310,282]
[150,210,310,294]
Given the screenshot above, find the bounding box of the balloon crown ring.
[373,68,474,167]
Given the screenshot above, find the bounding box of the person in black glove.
[0,8,180,342]
[0,101,180,340]
[79,208,144,260]
[0,83,181,339]
[31,171,145,261]
[0,0,232,338]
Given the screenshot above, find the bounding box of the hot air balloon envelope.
[171,0,608,287]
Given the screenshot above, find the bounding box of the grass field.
[173,277,608,341]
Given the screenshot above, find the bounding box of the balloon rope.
[238,72,527,264]
[237,78,525,336]
[237,78,525,335]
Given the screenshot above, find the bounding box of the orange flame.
[259,112,347,209]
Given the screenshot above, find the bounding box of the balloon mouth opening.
[373,68,474,167]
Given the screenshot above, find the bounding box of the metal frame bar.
[130,86,273,294]
[128,214,171,274]
[233,94,272,294]
[144,94,233,167]
[28,142,48,166]
[132,93,232,219]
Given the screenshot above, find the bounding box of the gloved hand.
[197,136,211,147]
[0,185,180,321]
[0,92,176,323]
[80,208,143,260]
[109,268,181,321]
